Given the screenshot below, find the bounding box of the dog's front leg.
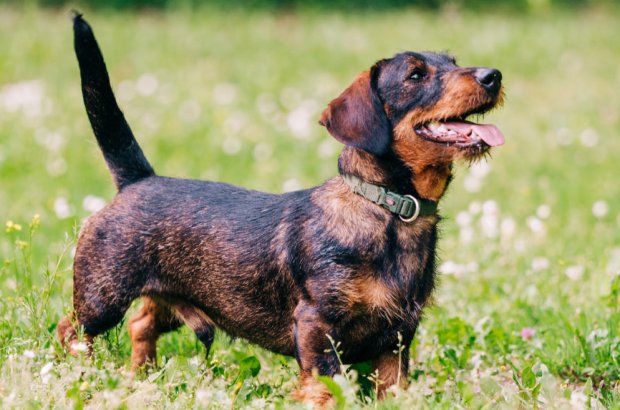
[292,300,339,409]
[371,341,411,399]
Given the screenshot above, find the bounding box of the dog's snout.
[475,68,502,94]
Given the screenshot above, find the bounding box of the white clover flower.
[72,342,89,352]
[136,73,158,96]
[480,214,499,238]
[40,361,54,384]
[456,211,472,227]
[531,257,550,272]
[536,204,551,219]
[282,178,301,193]
[83,195,107,214]
[23,350,36,359]
[0,80,47,118]
[317,139,338,159]
[500,217,517,239]
[526,216,545,235]
[592,200,608,219]
[53,197,73,219]
[470,161,491,178]
[221,137,242,155]
[565,265,585,281]
[463,175,482,193]
[579,128,599,147]
[482,200,499,216]
[287,100,318,140]
[459,226,474,244]
[468,201,482,215]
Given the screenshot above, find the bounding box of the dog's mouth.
[414,118,504,149]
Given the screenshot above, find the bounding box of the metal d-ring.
[399,195,420,223]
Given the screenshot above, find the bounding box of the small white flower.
[531,257,550,272]
[23,349,36,359]
[470,161,491,178]
[526,216,545,235]
[189,356,202,367]
[463,175,482,193]
[456,211,472,227]
[592,200,609,219]
[40,361,54,384]
[569,391,588,407]
[536,204,551,219]
[287,100,318,140]
[479,215,499,238]
[500,217,517,238]
[317,139,338,159]
[103,390,122,408]
[439,260,458,275]
[53,197,72,219]
[555,127,573,145]
[136,73,158,97]
[195,389,209,404]
[82,195,107,214]
[282,178,301,193]
[72,342,88,352]
[565,265,585,281]
[459,226,474,244]
[482,200,499,216]
[221,137,241,155]
[580,128,599,147]
[468,201,481,215]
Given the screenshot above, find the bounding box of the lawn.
[1,4,620,408]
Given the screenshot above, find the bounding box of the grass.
[1,4,620,408]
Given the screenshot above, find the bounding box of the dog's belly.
[141,232,301,356]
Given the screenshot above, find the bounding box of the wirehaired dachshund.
[59,13,504,407]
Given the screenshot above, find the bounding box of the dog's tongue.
[443,121,505,147]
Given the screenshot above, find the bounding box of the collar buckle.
[399,195,420,223]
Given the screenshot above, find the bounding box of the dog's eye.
[409,68,426,81]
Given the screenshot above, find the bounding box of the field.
[1,4,620,408]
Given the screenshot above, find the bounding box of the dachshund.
[58,13,504,407]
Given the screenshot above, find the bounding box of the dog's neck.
[337,146,452,202]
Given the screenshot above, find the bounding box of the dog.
[58,13,504,407]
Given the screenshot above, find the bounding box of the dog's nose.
[475,68,502,94]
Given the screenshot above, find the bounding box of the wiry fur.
[59,14,503,408]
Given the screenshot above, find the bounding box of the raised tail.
[72,12,154,190]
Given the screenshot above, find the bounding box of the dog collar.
[342,174,438,222]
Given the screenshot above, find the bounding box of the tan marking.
[310,177,387,248]
[372,351,407,399]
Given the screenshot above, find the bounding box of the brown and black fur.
[58,14,504,407]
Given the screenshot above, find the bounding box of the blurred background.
[1,0,619,407]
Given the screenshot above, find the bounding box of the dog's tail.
[72,12,155,190]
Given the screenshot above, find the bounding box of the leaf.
[238,355,261,380]
[521,366,537,389]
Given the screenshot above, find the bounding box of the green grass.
[1,4,620,408]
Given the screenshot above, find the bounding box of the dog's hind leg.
[128,297,182,369]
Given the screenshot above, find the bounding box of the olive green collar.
[342,174,438,222]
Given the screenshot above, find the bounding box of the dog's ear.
[319,67,391,156]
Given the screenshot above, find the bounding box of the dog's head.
[320,51,504,167]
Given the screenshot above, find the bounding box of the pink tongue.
[444,122,505,147]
